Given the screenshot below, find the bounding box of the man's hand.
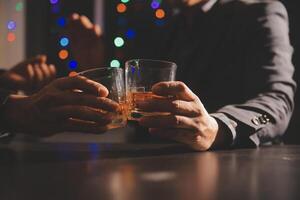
[1,76,119,136]
[0,55,56,94]
[137,81,227,151]
[66,13,105,70]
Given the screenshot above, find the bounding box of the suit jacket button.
[259,115,270,124]
[252,117,260,125]
[259,118,267,124]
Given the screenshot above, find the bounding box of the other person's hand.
[1,76,118,136]
[137,81,229,151]
[0,55,56,94]
[66,13,105,70]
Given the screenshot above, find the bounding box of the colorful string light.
[58,50,69,60]
[125,29,136,39]
[110,0,167,67]
[7,33,16,42]
[49,1,78,74]
[69,60,78,69]
[15,2,23,11]
[57,17,66,27]
[5,2,23,44]
[7,21,16,30]
[114,37,125,47]
[110,59,121,68]
[59,37,69,47]
[50,0,59,5]
[117,3,127,13]
[155,9,165,19]
[151,1,160,9]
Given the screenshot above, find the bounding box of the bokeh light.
[151,1,160,9]
[57,17,66,27]
[50,0,59,5]
[114,37,124,47]
[117,3,127,13]
[110,0,167,70]
[155,9,165,19]
[69,60,78,69]
[7,33,16,42]
[16,2,23,11]
[110,59,121,68]
[58,50,69,60]
[126,29,136,39]
[59,37,69,47]
[7,21,16,30]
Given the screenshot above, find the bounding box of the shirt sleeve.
[212,1,296,147]
[210,113,237,146]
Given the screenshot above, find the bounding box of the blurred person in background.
[0,55,56,94]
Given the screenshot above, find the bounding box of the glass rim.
[78,67,123,75]
[125,59,177,69]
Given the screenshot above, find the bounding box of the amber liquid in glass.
[107,101,128,129]
[127,92,170,120]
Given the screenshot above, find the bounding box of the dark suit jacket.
[148,0,296,147]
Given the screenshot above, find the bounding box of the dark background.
[25,0,299,143]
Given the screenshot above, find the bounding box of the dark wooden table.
[0,131,300,200]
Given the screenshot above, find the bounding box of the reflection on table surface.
[1,131,300,200]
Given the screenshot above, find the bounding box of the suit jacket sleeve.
[213,1,296,147]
